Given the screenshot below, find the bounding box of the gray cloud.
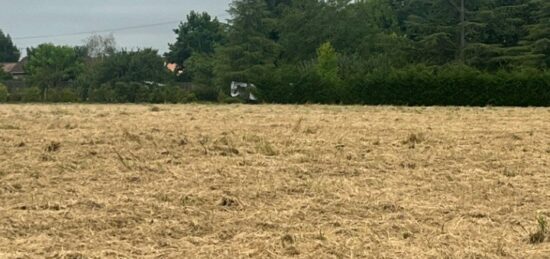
[0,0,231,56]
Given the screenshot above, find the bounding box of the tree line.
[1,0,550,106]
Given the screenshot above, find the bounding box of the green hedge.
[2,82,200,103]
[21,87,42,102]
[0,83,8,102]
[346,65,550,106]
[3,65,550,106]
[257,64,550,106]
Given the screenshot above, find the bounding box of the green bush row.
[348,66,550,106]
[85,82,198,103]
[0,82,204,104]
[257,64,550,106]
[0,83,8,102]
[2,65,549,106]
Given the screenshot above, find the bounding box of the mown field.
[0,104,549,258]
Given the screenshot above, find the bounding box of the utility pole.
[446,0,466,63]
[459,0,465,63]
[19,47,26,60]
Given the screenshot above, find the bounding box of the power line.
[12,12,231,41]
[12,20,181,40]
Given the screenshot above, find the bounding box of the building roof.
[1,61,25,75]
[166,63,177,72]
[1,63,16,73]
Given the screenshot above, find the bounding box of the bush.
[162,84,185,104]
[135,83,151,103]
[346,64,550,106]
[0,69,12,80]
[7,87,22,102]
[21,87,42,102]
[255,65,302,104]
[46,88,80,103]
[146,84,191,103]
[5,64,550,106]
[88,84,116,103]
[257,63,550,106]
[192,85,218,102]
[0,83,8,102]
[217,90,242,104]
[181,91,198,103]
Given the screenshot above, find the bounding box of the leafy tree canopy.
[0,29,20,62]
[166,11,225,72]
[26,44,83,99]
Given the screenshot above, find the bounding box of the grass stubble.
[0,104,549,258]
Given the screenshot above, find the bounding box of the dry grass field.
[0,104,549,258]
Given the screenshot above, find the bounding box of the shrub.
[0,69,12,80]
[217,90,242,104]
[135,84,151,103]
[46,87,80,103]
[146,84,185,104]
[0,83,8,102]
[180,91,198,103]
[21,87,42,102]
[5,64,550,106]
[6,87,22,102]
[162,84,185,104]
[88,84,116,103]
[346,65,550,106]
[254,66,289,103]
[149,85,165,103]
[193,85,218,102]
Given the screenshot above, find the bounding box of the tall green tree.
[166,11,225,78]
[184,53,217,86]
[0,30,20,62]
[277,0,327,61]
[213,0,281,89]
[316,42,340,84]
[526,0,550,68]
[400,0,467,64]
[26,44,83,100]
[78,48,172,102]
[315,42,345,102]
[88,48,170,85]
[465,0,538,69]
[349,0,412,70]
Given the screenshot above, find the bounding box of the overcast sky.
[0,0,232,57]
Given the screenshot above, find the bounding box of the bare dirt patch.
[0,104,549,258]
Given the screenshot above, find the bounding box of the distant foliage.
[0,83,8,102]
[255,64,550,106]
[165,11,225,81]
[26,44,83,100]
[0,68,12,80]
[46,88,80,103]
[315,42,339,85]
[346,65,550,106]
[88,48,170,85]
[2,0,550,106]
[212,0,281,92]
[21,87,42,102]
[0,29,20,62]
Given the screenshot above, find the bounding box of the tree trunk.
[459,0,466,62]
